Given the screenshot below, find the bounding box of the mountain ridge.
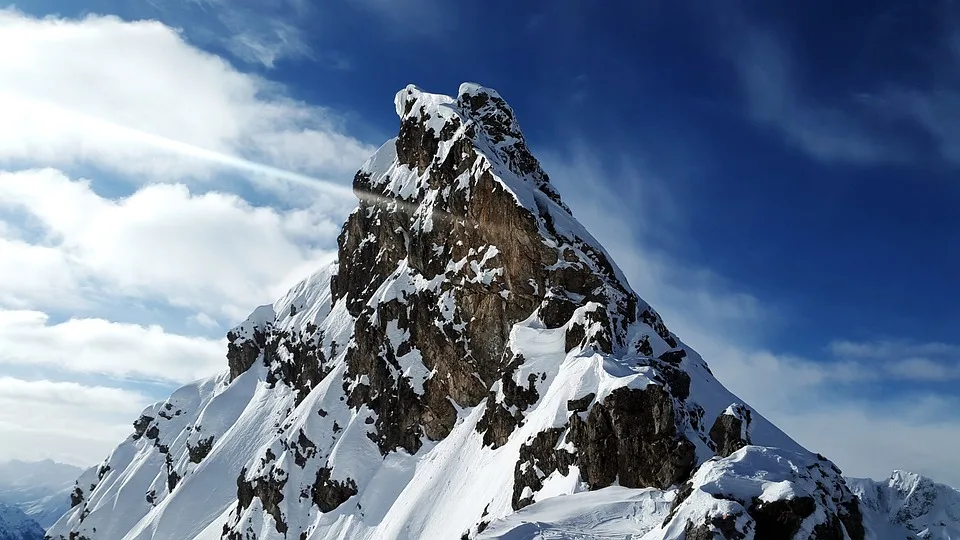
[44,83,916,540]
[0,460,82,530]
[848,470,960,540]
[0,503,44,540]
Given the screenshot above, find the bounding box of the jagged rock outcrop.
[47,83,868,540]
[709,403,752,458]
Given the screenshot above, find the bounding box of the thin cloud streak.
[3,92,356,200]
[731,29,898,165]
[2,93,457,223]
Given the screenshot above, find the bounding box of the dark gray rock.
[226,328,265,381]
[709,404,752,458]
[750,496,816,538]
[566,393,596,413]
[512,428,576,510]
[569,386,696,490]
[310,467,358,513]
[187,436,214,464]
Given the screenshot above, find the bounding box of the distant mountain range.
[0,459,83,530]
[0,503,44,540]
[850,471,960,540]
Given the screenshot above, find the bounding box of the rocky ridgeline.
[47,84,868,540]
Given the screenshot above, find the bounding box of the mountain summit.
[48,84,867,540]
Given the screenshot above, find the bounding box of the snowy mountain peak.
[394,82,522,152]
[49,83,873,540]
[849,470,960,539]
[375,83,568,223]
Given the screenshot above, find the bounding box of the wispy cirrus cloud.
[727,16,960,170]
[730,29,901,165]
[831,339,960,359]
[221,14,312,68]
[830,339,960,381]
[882,55,960,166]
[347,0,454,38]
[171,0,315,68]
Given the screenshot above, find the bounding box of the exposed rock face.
[709,403,752,458]
[330,83,640,458]
[570,386,697,491]
[310,468,358,513]
[187,436,214,464]
[226,328,264,381]
[47,83,867,540]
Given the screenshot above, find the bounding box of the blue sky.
[0,0,957,484]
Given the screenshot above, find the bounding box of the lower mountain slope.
[48,83,867,540]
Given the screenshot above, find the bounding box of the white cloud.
[0,310,224,382]
[349,0,452,38]
[880,31,960,167]
[189,312,222,330]
[0,168,341,319]
[220,9,312,68]
[731,30,898,165]
[0,237,84,310]
[884,357,960,381]
[0,8,374,181]
[177,0,315,68]
[831,339,960,359]
[727,20,960,170]
[0,9,363,468]
[544,143,960,485]
[829,339,960,381]
[0,377,149,466]
[774,398,960,487]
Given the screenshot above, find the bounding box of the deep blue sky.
[5,0,959,477]
[243,0,960,353]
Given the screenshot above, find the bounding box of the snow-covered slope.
[48,83,868,540]
[0,504,44,540]
[477,486,672,539]
[480,447,864,540]
[0,460,82,529]
[848,471,960,540]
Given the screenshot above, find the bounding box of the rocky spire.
[332,82,652,455]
